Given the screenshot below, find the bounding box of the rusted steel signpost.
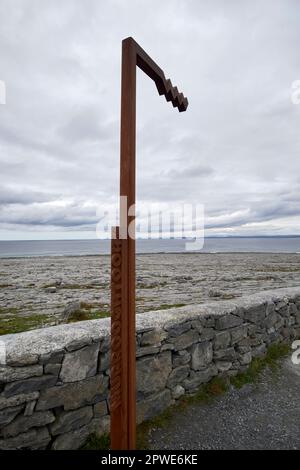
[110,37,188,450]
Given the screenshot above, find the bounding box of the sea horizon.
[0,236,300,258]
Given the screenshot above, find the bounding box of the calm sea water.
[0,237,299,258]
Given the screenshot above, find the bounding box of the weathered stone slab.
[137,389,172,424]
[171,330,199,351]
[164,321,191,337]
[216,314,243,330]
[0,364,43,383]
[214,331,231,350]
[94,400,108,418]
[230,325,248,345]
[141,329,167,346]
[191,342,213,370]
[0,405,23,426]
[137,352,172,397]
[0,427,50,450]
[0,392,39,411]
[0,411,54,438]
[50,406,93,435]
[183,365,218,391]
[167,365,190,388]
[4,374,57,398]
[59,343,99,383]
[36,375,108,411]
[173,351,191,367]
[214,347,236,361]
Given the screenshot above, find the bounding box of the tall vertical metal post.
[110,37,188,450]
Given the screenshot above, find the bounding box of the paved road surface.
[149,359,300,450]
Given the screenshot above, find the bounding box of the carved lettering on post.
[110,227,123,413]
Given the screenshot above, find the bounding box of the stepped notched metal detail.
[110,37,188,450]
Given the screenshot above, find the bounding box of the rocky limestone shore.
[0,252,300,333]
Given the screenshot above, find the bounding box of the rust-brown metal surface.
[110,37,188,450]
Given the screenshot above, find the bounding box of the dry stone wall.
[0,287,300,449]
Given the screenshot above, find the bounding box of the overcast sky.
[0,0,300,240]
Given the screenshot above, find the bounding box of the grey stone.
[216,314,243,330]
[36,375,108,411]
[51,424,91,450]
[215,361,232,372]
[200,328,215,342]
[141,329,167,346]
[183,365,218,391]
[24,400,36,416]
[39,351,64,365]
[0,427,50,450]
[0,364,43,383]
[171,385,185,399]
[214,347,236,361]
[167,365,190,388]
[44,363,61,375]
[244,305,266,324]
[171,330,199,351]
[137,352,172,397]
[266,302,275,315]
[191,342,213,370]
[94,400,108,418]
[6,354,39,367]
[191,320,203,334]
[0,411,55,438]
[98,351,110,372]
[59,343,99,383]
[50,406,93,435]
[238,351,252,365]
[0,405,23,426]
[165,321,191,337]
[264,312,280,330]
[4,374,57,398]
[252,344,267,358]
[66,337,93,352]
[230,325,248,345]
[173,351,191,367]
[0,391,39,411]
[137,389,172,424]
[136,346,160,357]
[214,331,231,350]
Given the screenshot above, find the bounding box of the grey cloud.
[0,0,299,238]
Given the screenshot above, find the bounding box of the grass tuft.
[82,433,110,450]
